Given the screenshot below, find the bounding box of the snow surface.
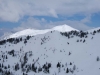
[88,27,100,33]
[7,24,78,39]
[0,25,100,75]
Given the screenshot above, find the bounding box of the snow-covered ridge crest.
[8,24,78,38]
[87,27,100,33]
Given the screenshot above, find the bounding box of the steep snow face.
[7,24,78,38]
[0,28,100,75]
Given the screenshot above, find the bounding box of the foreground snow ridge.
[8,24,78,38]
[0,25,100,75]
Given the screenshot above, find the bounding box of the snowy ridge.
[88,27,100,33]
[8,24,78,38]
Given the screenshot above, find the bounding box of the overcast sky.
[0,0,100,36]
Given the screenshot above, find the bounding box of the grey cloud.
[0,0,100,22]
[13,17,48,31]
[14,17,93,31]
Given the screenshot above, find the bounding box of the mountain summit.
[52,24,78,32]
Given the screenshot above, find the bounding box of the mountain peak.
[52,24,78,32]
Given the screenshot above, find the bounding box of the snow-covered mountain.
[7,24,78,39]
[0,25,100,75]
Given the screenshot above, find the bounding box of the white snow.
[87,27,100,33]
[0,25,100,75]
[7,24,78,39]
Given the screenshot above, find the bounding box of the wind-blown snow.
[7,24,78,38]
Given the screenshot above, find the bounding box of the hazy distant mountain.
[0,28,15,40]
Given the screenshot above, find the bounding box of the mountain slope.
[0,25,100,75]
